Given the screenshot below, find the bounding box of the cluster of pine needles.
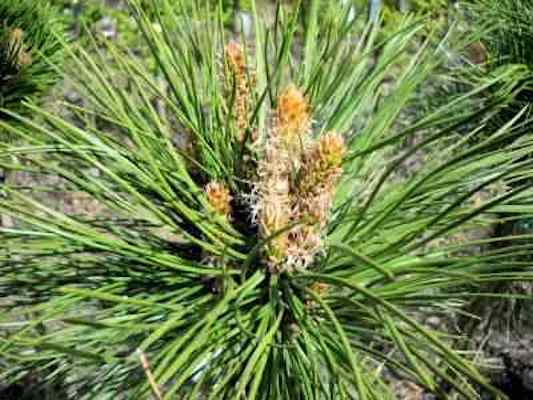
[0,1,533,399]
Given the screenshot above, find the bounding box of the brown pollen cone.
[225,41,254,142]
[257,86,311,272]
[285,132,346,269]
[257,144,291,269]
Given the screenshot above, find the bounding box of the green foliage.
[462,0,533,329]
[466,0,533,124]
[403,0,448,13]
[0,0,63,116]
[1,1,532,399]
[469,0,533,70]
[50,0,145,45]
[380,0,450,39]
[351,0,449,17]
[51,0,236,44]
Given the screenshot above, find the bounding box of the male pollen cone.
[205,181,232,218]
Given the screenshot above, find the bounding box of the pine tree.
[1,1,532,398]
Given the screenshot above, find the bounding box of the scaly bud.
[7,28,32,68]
[205,181,232,218]
[310,281,329,297]
[305,281,330,308]
[9,28,24,44]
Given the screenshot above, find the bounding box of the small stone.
[64,89,82,105]
[96,17,117,39]
[426,316,441,329]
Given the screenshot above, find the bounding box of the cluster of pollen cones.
[204,41,346,274]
